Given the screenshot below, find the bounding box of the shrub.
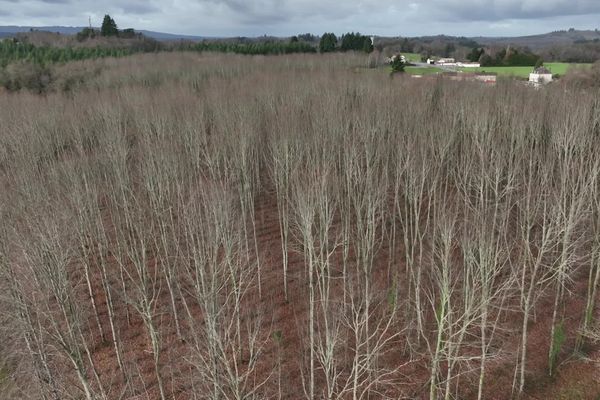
[76,27,97,42]
[390,55,405,73]
[0,61,52,93]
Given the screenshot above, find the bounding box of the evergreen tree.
[467,47,484,62]
[319,33,337,53]
[101,15,118,37]
[362,36,374,53]
[340,32,374,53]
[390,55,406,73]
[534,58,544,69]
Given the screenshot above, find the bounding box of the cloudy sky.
[1,0,599,37]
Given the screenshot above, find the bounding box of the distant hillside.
[0,26,208,41]
[4,26,600,49]
[0,26,84,35]
[470,29,600,50]
[373,30,600,63]
[374,29,600,52]
[136,30,207,41]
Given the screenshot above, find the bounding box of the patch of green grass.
[402,53,422,63]
[405,66,443,76]
[456,66,533,78]
[457,63,591,78]
[545,62,591,75]
[549,322,566,376]
[556,387,585,400]
[0,366,8,387]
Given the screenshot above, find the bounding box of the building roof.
[533,67,551,74]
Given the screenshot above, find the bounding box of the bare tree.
[181,182,268,400]
[18,207,106,400]
[512,156,559,397]
[546,146,591,377]
[577,169,600,351]
[269,136,299,302]
[113,194,167,400]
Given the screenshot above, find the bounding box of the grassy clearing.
[545,62,591,75]
[457,63,591,78]
[402,52,422,63]
[457,66,533,78]
[0,366,8,390]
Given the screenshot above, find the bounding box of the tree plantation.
[0,52,599,399]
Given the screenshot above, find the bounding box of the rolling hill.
[3,26,600,48]
[0,25,208,41]
[470,29,600,50]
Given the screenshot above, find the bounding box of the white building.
[437,58,456,66]
[457,62,481,68]
[529,67,553,86]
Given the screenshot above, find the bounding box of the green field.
[403,53,422,63]
[457,63,591,78]
[405,66,444,75]
[545,62,591,75]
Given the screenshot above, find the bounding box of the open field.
[0,52,599,400]
[457,62,592,78]
[405,66,445,75]
[402,52,422,62]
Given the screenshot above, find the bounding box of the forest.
[0,52,599,399]
[0,28,378,69]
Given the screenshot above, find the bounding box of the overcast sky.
[1,0,599,37]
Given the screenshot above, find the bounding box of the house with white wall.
[457,62,481,68]
[437,58,456,66]
[529,67,553,86]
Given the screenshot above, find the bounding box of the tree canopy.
[319,33,337,53]
[340,32,373,53]
[101,15,118,37]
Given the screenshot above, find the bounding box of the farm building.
[457,62,481,68]
[529,67,553,86]
[437,58,456,66]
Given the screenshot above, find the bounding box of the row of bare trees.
[0,52,599,399]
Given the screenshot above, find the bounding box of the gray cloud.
[1,0,70,3]
[423,0,600,21]
[118,1,159,15]
[0,0,599,37]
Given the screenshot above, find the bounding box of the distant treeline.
[0,40,139,67]
[467,47,542,67]
[0,39,317,67]
[540,42,600,63]
[0,32,379,68]
[378,34,599,65]
[319,32,373,53]
[376,35,479,61]
[182,40,317,55]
